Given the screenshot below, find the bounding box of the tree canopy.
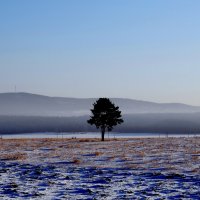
[87,98,124,141]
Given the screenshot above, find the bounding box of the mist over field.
[1,92,200,134]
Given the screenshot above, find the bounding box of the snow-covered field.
[0,137,199,199]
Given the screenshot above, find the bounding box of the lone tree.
[87,98,124,141]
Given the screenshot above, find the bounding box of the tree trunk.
[101,127,105,141]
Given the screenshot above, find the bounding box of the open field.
[0,137,200,199]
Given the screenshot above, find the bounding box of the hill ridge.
[0,92,199,116]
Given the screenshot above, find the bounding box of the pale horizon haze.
[1,1,200,105]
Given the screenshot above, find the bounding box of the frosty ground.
[0,137,199,199]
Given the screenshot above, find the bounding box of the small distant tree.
[87,98,124,141]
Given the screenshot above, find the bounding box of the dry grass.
[1,152,27,161]
[94,151,103,156]
[0,137,199,172]
[72,158,81,164]
[78,138,101,142]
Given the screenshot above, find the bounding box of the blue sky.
[0,0,200,105]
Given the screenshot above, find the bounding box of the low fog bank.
[1,113,200,134]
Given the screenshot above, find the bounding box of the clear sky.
[0,0,200,105]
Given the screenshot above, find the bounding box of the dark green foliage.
[87,98,124,141]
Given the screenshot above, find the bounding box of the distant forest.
[1,113,200,134]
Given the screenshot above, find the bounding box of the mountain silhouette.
[0,92,200,116]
